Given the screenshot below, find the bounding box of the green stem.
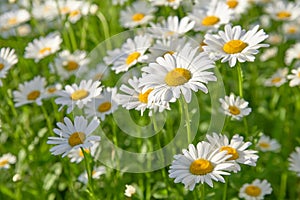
[236,63,243,98]
[81,147,96,200]
[41,105,53,134]
[201,184,205,200]
[66,22,78,51]
[279,172,287,200]
[180,96,192,144]
[222,177,229,200]
[96,11,112,50]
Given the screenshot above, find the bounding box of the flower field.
[1,0,300,199]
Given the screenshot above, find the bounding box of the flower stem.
[180,96,192,144]
[66,22,78,51]
[222,177,229,200]
[279,172,287,200]
[201,184,205,200]
[236,63,243,98]
[97,11,112,50]
[81,147,96,200]
[41,105,53,134]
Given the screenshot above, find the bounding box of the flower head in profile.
[78,166,106,184]
[287,64,300,87]
[264,67,288,87]
[265,1,300,22]
[0,9,30,31]
[289,147,300,177]
[124,184,136,197]
[140,43,216,103]
[0,153,16,169]
[0,47,18,86]
[239,179,272,200]
[206,133,258,172]
[256,134,281,152]
[47,116,100,157]
[24,32,62,63]
[55,79,102,114]
[13,76,46,107]
[219,93,251,120]
[285,43,300,65]
[203,24,269,67]
[169,141,234,190]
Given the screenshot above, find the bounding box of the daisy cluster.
[1,0,300,199]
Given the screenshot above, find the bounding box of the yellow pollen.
[165,68,192,86]
[138,89,153,103]
[223,40,248,54]
[8,18,17,25]
[79,148,90,157]
[227,0,239,8]
[39,47,51,55]
[69,10,80,17]
[189,159,214,175]
[220,146,239,160]
[27,90,40,101]
[68,132,86,147]
[65,61,79,71]
[201,16,220,26]
[71,89,89,100]
[271,77,282,84]
[0,159,9,167]
[98,102,112,113]
[245,185,262,197]
[132,13,145,22]
[277,11,291,19]
[0,63,4,70]
[47,87,57,93]
[288,27,297,34]
[259,142,270,148]
[126,52,141,65]
[228,105,241,115]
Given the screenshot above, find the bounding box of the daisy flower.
[0,47,18,86]
[104,35,151,74]
[256,135,281,152]
[47,116,100,157]
[0,9,30,31]
[287,64,300,87]
[50,50,90,80]
[267,33,283,45]
[169,141,234,190]
[68,141,99,163]
[283,22,300,40]
[149,16,195,39]
[188,2,232,32]
[285,43,300,65]
[206,133,259,172]
[13,76,46,107]
[85,87,119,121]
[44,83,62,98]
[55,79,102,114]
[239,179,272,200]
[203,24,269,67]
[289,147,300,177]
[225,0,250,20]
[149,0,183,9]
[259,47,278,62]
[219,93,251,120]
[264,67,288,87]
[78,166,106,184]
[0,153,16,169]
[140,43,217,103]
[125,184,136,197]
[118,76,169,116]
[120,1,156,28]
[32,0,59,21]
[84,63,110,81]
[24,32,62,63]
[265,1,300,22]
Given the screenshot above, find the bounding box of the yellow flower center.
[39,47,51,55]
[189,159,214,175]
[201,16,220,26]
[0,159,9,167]
[98,102,112,113]
[126,52,141,65]
[79,148,90,157]
[69,10,80,17]
[163,51,175,57]
[223,40,248,54]
[228,105,241,115]
[71,89,89,100]
[0,63,4,70]
[298,72,300,78]
[8,17,17,25]
[245,185,262,197]
[138,89,153,103]
[165,68,192,86]
[27,90,41,100]
[165,31,175,37]
[277,11,291,19]
[167,0,175,2]
[220,146,239,160]
[68,132,86,147]
[227,0,239,8]
[271,77,282,84]
[64,61,79,71]
[60,6,70,14]
[47,87,57,93]
[258,142,270,148]
[288,27,297,34]
[132,13,145,22]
